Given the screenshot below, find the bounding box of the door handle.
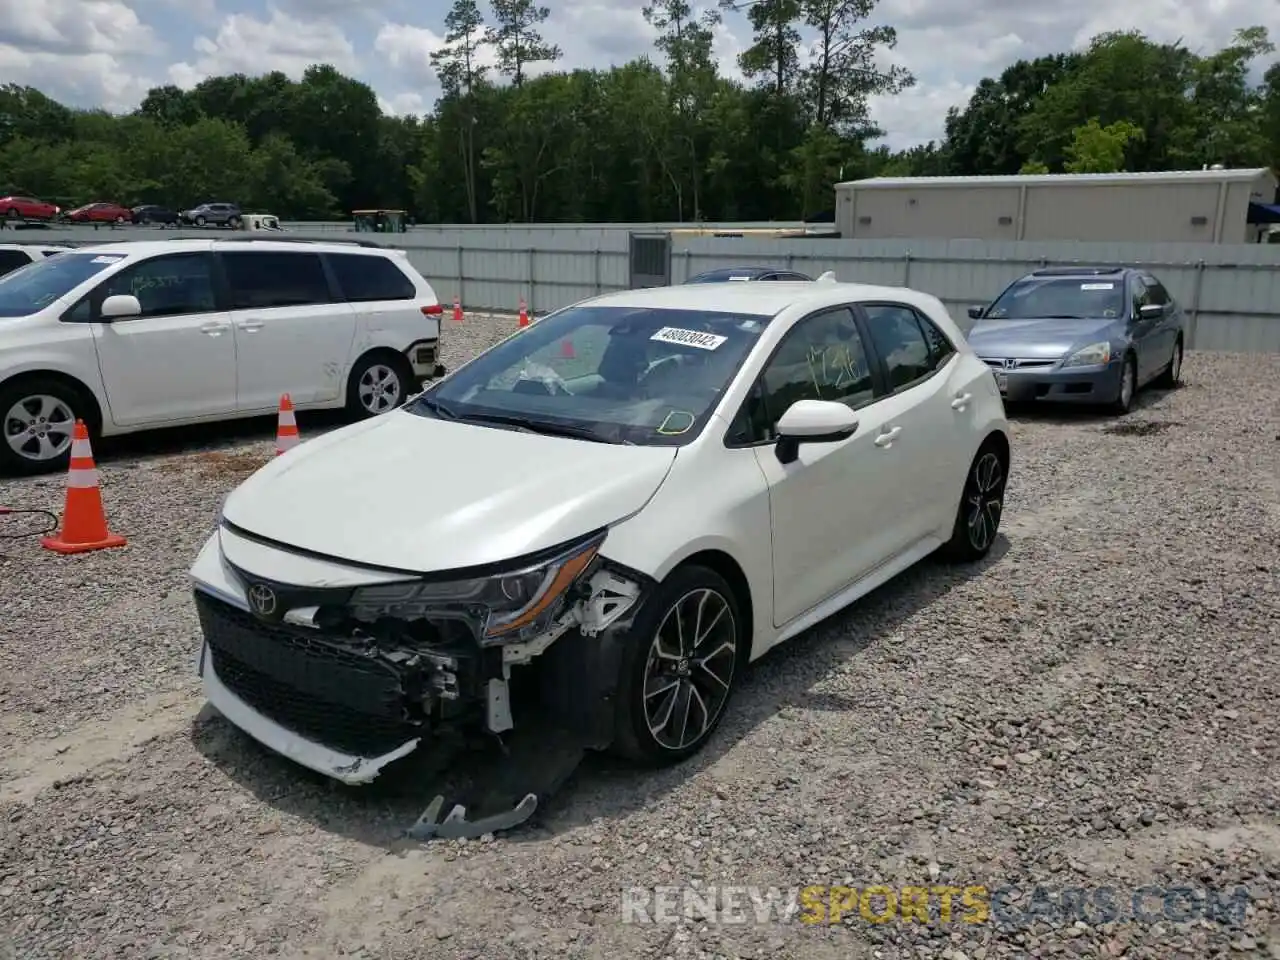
[951,392,972,410]
[199,321,227,335]
[874,426,902,448]
[237,319,264,332]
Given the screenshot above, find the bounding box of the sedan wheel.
[1156,338,1183,388]
[642,588,738,752]
[613,566,743,764]
[1111,357,1136,414]
[1,390,77,474]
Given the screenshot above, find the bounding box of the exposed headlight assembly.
[1062,341,1111,367]
[349,531,605,644]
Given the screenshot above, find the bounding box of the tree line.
[1,0,1277,224]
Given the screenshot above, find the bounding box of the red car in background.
[0,196,60,221]
[64,202,133,224]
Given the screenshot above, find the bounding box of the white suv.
[0,237,445,474]
[0,243,71,279]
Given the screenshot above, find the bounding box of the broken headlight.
[348,532,604,644]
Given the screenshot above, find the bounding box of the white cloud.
[168,6,357,89]
[0,0,157,110]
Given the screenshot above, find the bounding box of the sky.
[1,0,1278,150]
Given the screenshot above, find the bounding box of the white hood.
[220,410,678,572]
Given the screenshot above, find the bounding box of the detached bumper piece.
[407,724,586,841]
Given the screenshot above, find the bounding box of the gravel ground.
[2,318,1278,960]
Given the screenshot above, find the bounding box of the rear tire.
[611,564,744,765]
[1154,337,1182,389]
[345,352,415,419]
[939,441,1008,563]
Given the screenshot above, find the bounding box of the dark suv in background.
[181,202,242,228]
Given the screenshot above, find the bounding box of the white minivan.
[0,237,445,474]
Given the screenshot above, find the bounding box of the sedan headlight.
[1062,341,1111,367]
[349,532,605,643]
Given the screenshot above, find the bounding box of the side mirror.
[774,399,859,465]
[967,305,985,319]
[101,294,142,319]
[1138,303,1163,320]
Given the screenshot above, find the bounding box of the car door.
[1140,275,1178,375]
[734,306,910,626]
[1127,276,1162,382]
[65,251,238,427]
[857,302,967,543]
[218,249,357,411]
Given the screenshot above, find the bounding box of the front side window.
[731,307,874,444]
[406,304,774,446]
[984,276,1126,321]
[221,252,333,309]
[0,252,125,319]
[1142,276,1170,306]
[91,253,218,319]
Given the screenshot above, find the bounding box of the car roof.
[70,238,399,257]
[1024,265,1133,279]
[579,281,943,317]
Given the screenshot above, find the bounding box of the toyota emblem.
[247,583,277,617]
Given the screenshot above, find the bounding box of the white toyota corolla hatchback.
[190,279,1010,787]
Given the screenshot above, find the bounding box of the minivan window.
[0,252,126,318]
[327,253,415,301]
[0,250,33,277]
[220,251,333,309]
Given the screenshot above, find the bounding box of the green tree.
[432,0,491,222]
[486,0,561,87]
[1061,118,1143,173]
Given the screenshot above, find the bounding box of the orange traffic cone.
[452,296,463,323]
[518,298,529,328]
[41,421,127,555]
[560,338,575,359]
[275,394,299,455]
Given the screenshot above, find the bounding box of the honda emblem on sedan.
[1003,358,1019,370]
[248,583,277,618]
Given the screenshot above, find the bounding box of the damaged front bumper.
[198,640,419,785]
[189,526,647,806]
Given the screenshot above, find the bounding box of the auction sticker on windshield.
[650,327,727,350]
[1080,283,1114,290]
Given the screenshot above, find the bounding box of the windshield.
[0,252,127,318]
[406,304,774,446]
[983,276,1126,321]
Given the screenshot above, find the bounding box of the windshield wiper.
[456,412,623,444]
[1037,314,1087,320]
[413,394,460,420]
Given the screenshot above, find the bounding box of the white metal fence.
[6,224,1280,351]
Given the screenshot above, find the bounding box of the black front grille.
[195,591,421,757]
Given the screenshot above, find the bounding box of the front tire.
[940,441,1008,563]
[1154,337,1182,389]
[611,565,743,765]
[0,378,85,476]
[345,353,414,419]
[194,216,206,227]
[1110,355,1137,415]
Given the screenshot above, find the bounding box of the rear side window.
[0,249,33,276]
[220,252,333,308]
[327,253,416,302]
[862,304,934,390]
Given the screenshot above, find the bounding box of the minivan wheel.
[346,353,414,419]
[0,379,83,475]
[940,442,1007,563]
[612,565,743,765]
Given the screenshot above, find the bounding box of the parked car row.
[689,262,1185,415]
[1,195,254,228]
